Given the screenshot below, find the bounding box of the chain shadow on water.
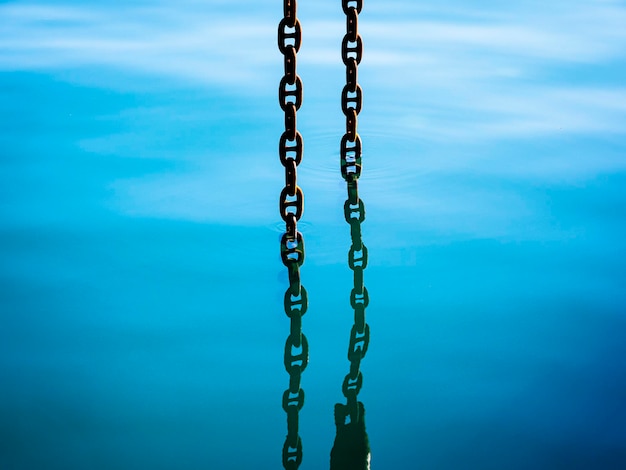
[329,176,371,470]
[279,180,371,470]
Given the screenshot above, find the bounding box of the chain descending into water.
[278,1,308,469]
[339,0,370,425]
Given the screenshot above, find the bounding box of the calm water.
[2,1,626,469]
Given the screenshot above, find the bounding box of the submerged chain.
[278,1,308,469]
[339,0,369,425]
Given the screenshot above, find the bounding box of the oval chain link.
[279,1,308,469]
[339,0,369,425]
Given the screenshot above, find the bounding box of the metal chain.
[339,0,369,426]
[278,1,308,469]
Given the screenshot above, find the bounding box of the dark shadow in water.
[279,181,371,470]
[330,179,371,470]
[331,402,370,470]
[280,230,308,469]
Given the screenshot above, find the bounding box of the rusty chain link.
[338,0,369,427]
[279,1,308,469]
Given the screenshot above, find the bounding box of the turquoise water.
[2,1,626,468]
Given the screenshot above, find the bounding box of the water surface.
[2,1,626,468]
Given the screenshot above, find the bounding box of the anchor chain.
[339,0,369,425]
[278,1,308,469]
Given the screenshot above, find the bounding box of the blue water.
[2,1,626,469]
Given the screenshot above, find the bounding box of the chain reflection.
[330,183,371,470]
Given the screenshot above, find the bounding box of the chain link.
[339,0,369,426]
[279,1,307,469]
